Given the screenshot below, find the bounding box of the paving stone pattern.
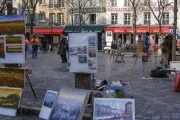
[1,52,180,120]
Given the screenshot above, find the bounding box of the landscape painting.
[0,87,22,109]
[78,55,87,63]
[6,36,22,44]
[39,90,58,120]
[88,36,96,46]
[88,59,96,69]
[77,46,87,54]
[6,45,22,53]
[0,68,25,88]
[0,15,25,34]
[49,89,88,120]
[93,98,135,120]
[69,46,77,55]
[0,37,5,58]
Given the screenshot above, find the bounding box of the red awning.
[27,28,64,35]
[105,26,173,34]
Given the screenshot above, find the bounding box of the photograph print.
[88,48,96,57]
[93,98,135,120]
[0,37,5,58]
[88,36,96,46]
[78,55,87,63]
[77,46,87,54]
[49,89,88,120]
[69,46,77,55]
[88,59,96,69]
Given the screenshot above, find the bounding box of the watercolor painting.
[88,48,96,57]
[77,46,87,54]
[0,68,25,88]
[69,46,77,55]
[6,36,22,44]
[6,45,22,53]
[93,98,135,120]
[78,55,87,63]
[49,89,88,120]
[88,36,96,46]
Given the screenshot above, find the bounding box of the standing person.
[58,35,68,63]
[31,36,39,59]
[25,38,30,58]
[143,32,150,53]
[41,39,47,53]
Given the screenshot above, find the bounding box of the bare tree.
[67,0,105,31]
[148,0,173,36]
[129,0,142,53]
[22,0,39,34]
[0,1,6,15]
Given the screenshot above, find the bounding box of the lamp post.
[50,22,53,51]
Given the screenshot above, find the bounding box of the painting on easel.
[0,37,5,58]
[0,68,25,88]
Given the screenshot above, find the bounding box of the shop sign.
[69,7,106,14]
[107,7,173,12]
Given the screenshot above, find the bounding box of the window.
[144,12,150,25]
[89,0,98,6]
[124,13,131,25]
[74,14,79,24]
[57,0,64,7]
[39,0,45,5]
[89,14,96,24]
[162,12,169,25]
[111,13,118,25]
[49,0,56,8]
[162,0,168,5]
[49,13,56,25]
[39,12,45,22]
[57,13,64,25]
[124,0,130,6]
[144,0,149,5]
[111,0,117,7]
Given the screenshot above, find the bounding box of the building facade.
[21,0,67,44]
[104,0,175,49]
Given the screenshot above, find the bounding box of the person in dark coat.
[59,35,68,63]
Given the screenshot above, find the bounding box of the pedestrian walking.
[25,38,30,58]
[58,35,68,63]
[31,36,39,59]
[41,39,47,53]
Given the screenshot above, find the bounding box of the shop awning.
[105,26,173,34]
[33,28,64,35]
[64,25,105,32]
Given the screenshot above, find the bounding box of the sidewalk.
[1,52,180,120]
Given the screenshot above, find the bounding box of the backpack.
[174,72,180,92]
[150,67,167,78]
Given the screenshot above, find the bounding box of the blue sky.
[0,15,24,22]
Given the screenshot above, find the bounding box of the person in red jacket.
[25,38,30,58]
[31,36,39,59]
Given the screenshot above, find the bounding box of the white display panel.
[0,34,25,64]
[68,33,98,73]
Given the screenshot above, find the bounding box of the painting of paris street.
[93,98,135,120]
[49,89,88,120]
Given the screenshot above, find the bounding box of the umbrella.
[31,33,45,38]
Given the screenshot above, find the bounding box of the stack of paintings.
[48,89,90,120]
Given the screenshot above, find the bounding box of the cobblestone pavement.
[1,52,180,120]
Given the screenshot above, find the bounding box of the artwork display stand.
[3,64,37,99]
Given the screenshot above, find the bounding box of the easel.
[114,49,125,63]
[132,53,152,72]
[4,64,37,99]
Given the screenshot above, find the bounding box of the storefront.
[64,25,105,50]
[104,25,173,49]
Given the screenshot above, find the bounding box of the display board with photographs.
[0,68,25,88]
[39,90,58,120]
[0,87,22,117]
[68,33,98,73]
[0,35,25,64]
[48,89,90,120]
[93,98,135,120]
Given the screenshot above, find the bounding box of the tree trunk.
[7,2,13,15]
[132,9,137,55]
[158,21,162,43]
[172,0,178,61]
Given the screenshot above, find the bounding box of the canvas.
[0,68,25,88]
[0,15,25,34]
[93,98,135,120]
[39,90,58,120]
[6,36,22,44]
[0,87,22,117]
[0,37,5,58]
[49,89,89,120]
